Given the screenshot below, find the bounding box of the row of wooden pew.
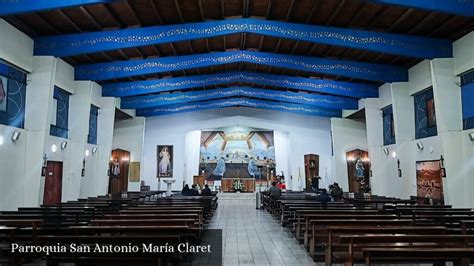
[262,192,474,266]
[0,191,219,265]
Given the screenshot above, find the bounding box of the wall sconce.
[0,135,3,146]
[51,144,58,153]
[383,148,389,155]
[440,155,445,168]
[11,131,20,142]
[469,132,474,142]
[391,151,397,158]
[92,146,98,155]
[60,141,68,150]
[416,142,424,151]
[85,149,90,157]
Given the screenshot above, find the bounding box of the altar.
[221,178,256,193]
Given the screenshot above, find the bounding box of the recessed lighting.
[85,149,90,157]
[392,151,397,158]
[51,144,58,153]
[0,136,3,145]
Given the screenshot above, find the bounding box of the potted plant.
[232,178,245,193]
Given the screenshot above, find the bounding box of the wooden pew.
[362,247,474,266]
[332,234,474,266]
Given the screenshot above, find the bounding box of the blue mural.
[461,71,474,130]
[200,127,275,180]
[414,88,437,139]
[0,61,27,129]
[88,105,99,144]
[50,87,70,139]
[382,105,395,145]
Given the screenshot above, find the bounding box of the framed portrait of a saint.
[157,145,173,178]
[0,76,8,112]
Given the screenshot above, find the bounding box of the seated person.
[267,181,281,199]
[201,184,212,196]
[189,184,200,196]
[316,189,331,203]
[331,182,343,200]
[277,180,286,190]
[181,184,191,196]
[311,176,321,192]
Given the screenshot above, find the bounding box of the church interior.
[0,0,474,265]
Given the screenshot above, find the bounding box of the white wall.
[112,117,146,192]
[142,107,333,191]
[330,117,368,192]
[0,20,117,210]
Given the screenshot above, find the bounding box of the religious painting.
[346,149,370,193]
[426,98,436,128]
[157,145,173,178]
[416,160,444,204]
[199,126,275,181]
[0,75,8,112]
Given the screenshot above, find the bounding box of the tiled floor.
[208,193,317,266]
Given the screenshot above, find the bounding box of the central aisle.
[208,193,317,266]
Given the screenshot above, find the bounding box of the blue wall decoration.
[382,105,396,145]
[121,86,358,110]
[414,88,437,139]
[369,0,474,17]
[136,97,342,118]
[0,61,27,129]
[461,71,474,130]
[0,0,121,16]
[34,18,452,59]
[76,51,408,83]
[50,87,70,139]
[88,105,99,144]
[103,71,378,99]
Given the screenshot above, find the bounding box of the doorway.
[108,149,130,195]
[43,161,63,205]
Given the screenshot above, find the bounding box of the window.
[461,70,474,130]
[0,61,27,128]
[382,105,395,145]
[50,87,70,138]
[88,105,99,144]
[414,87,437,139]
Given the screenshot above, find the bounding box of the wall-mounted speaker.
[416,142,424,150]
[61,141,68,150]
[469,133,474,142]
[11,131,20,142]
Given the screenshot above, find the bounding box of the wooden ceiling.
[4,0,474,86]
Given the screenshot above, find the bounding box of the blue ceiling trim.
[368,0,474,17]
[76,51,408,82]
[120,86,358,110]
[0,0,120,16]
[136,97,342,118]
[34,18,452,59]
[103,71,378,98]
